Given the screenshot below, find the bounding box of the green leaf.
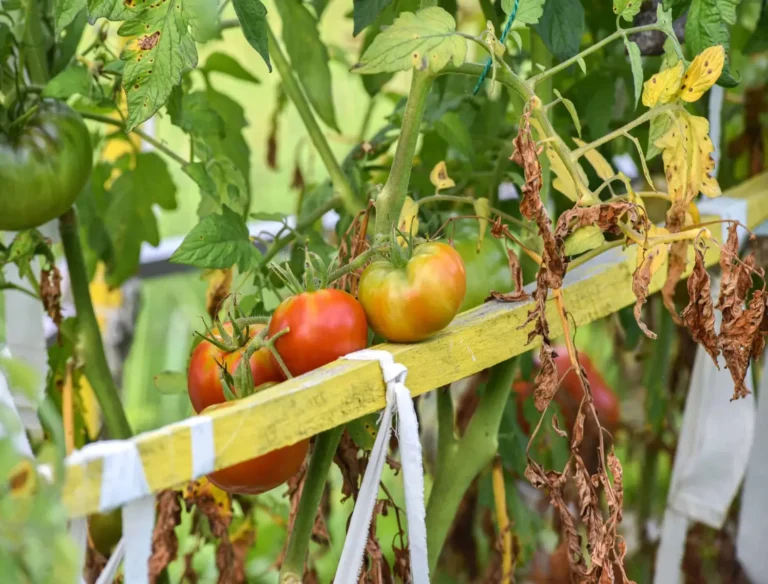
[54,0,85,32]
[553,88,581,138]
[744,0,768,54]
[354,0,394,36]
[717,0,738,24]
[184,157,249,218]
[346,413,379,450]
[42,63,93,98]
[576,55,586,73]
[625,38,643,109]
[685,0,739,87]
[662,0,691,20]
[613,0,641,21]
[353,6,466,74]
[113,0,198,131]
[275,0,339,131]
[646,113,673,160]
[103,152,177,286]
[170,206,257,271]
[564,225,605,256]
[203,52,260,84]
[153,371,188,394]
[534,0,585,62]
[169,91,226,137]
[251,211,288,222]
[509,0,545,25]
[434,111,472,159]
[232,0,271,72]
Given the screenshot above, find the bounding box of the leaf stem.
[59,209,132,440]
[425,359,517,572]
[373,69,433,238]
[326,246,382,284]
[527,24,661,87]
[571,104,680,160]
[279,426,344,583]
[266,25,359,217]
[77,111,187,166]
[416,194,537,236]
[257,196,343,269]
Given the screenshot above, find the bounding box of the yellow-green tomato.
[358,242,466,343]
[452,227,515,312]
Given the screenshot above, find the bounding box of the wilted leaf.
[655,110,720,202]
[396,196,419,246]
[681,244,719,365]
[170,206,258,271]
[429,160,455,190]
[533,344,558,412]
[564,225,605,256]
[353,6,467,74]
[487,246,529,302]
[677,44,725,102]
[720,289,765,400]
[572,137,614,180]
[148,490,182,583]
[642,60,684,108]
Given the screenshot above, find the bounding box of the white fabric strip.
[122,495,155,584]
[0,369,33,458]
[653,275,756,584]
[68,517,89,584]
[336,350,430,584]
[185,415,215,478]
[708,85,724,177]
[736,356,768,581]
[67,439,151,512]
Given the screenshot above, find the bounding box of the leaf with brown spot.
[680,244,719,365]
[205,269,233,321]
[149,490,182,583]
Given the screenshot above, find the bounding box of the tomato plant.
[268,289,368,377]
[358,242,466,343]
[451,223,515,313]
[187,322,284,413]
[0,100,93,231]
[202,401,309,495]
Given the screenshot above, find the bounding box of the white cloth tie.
[335,349,430,583]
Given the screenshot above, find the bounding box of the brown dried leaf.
[680,245,720,365]
[205,269,233,321]
[632,249,658,339]
[291,164,305,191]
[487,246,530,303]
[149,490,182,583]
[40,266,63,327]
[334,429,366,501]
[720,288,766,400]
[554,202,642,241]
[662,202,690,322]
[533,344,558,412]
[231,519,256,584]
[183,478,234,584]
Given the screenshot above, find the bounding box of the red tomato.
[357,242,466,343]
[513,349,620,433]
[268,289,369,377]
[202,401,309,495]
[187,322,285,414]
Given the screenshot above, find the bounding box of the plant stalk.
[266,25,358,217]
[279,425,344,582]
[59,209,132,440]
[425,358,517,572]
[373,69,433,238]
[22,0,48,85]
[530,34,552,204]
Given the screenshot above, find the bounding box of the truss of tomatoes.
[186,240,468,495]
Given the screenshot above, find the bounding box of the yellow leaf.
[397,196,419,246]
[678,45,724,103]
[642,60,684,108]
[429,160,455,191]
[546,147,596,204]
[572,137,615,180]
[564,225,605,256]
[686,201,701,225]
[473,197,491,252]
[636,224,670,277]
[184,476,233,519]
[654,110,721,203]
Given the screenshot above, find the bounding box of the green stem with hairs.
[279,426,344,583]
[415,194,537,236]
[266,25,358,217]
[425,358,517,572]
[373,69,433,238]
[59,209,132,440]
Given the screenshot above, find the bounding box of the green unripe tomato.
[88,509,123,557]
[452,223,516,313]
[0,99,93,231]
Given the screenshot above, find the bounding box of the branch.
[266,25,359,217]
[373,69,433,238]
[59,209,133,440]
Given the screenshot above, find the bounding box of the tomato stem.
[425,359,517,571]
[264,327,293,380]
[59,209,132,440]
[279,425,344,583]
[326,246,383,285]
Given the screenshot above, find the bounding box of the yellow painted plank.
[61,173,768,518]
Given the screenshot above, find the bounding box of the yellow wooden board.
[61,173,768,519]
